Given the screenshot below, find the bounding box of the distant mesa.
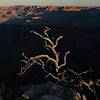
[0,6,100,24]
[47,6,59,12]
[63,6,90,12]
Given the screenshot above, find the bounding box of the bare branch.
[22,52,28,59]
[81,81,96,94]
[45,73,59,80]
[21,60,28,64]
[44,26,51,38]
[58,51,70,69]
[54,36,63,48]
[19,27,70,81]
[31,30,54,46]
[79,68,93,76]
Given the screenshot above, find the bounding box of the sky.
[0,0,100,6]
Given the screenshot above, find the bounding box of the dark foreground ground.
[0,81,100,100]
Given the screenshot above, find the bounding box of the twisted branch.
[19,26,70,77]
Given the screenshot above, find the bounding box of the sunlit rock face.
[63,6,90,12]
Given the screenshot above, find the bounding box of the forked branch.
[19,26,70,77]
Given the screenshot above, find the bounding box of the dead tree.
[18,26,100,100]
[18,26,70,80]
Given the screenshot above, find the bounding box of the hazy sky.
[0,0,100,6]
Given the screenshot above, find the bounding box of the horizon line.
[0,4,100,7]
